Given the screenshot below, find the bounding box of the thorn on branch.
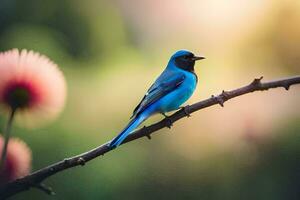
[283,84,290,90]
[164,117,173,129]
[212,95,224,107]
[180,105,191,117]
[34,183,55,196]
[146,135,151,140]
[221,90,230,100]
[77,157,86,166]
[142,126,151,140]
[251,76,263,86]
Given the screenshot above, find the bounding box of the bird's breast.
[156,73,197,113]
[178,73,197,99]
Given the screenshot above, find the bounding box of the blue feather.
[109,114,147,148]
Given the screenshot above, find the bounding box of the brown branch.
[1,75,300,199]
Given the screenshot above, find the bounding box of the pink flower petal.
[0,49,66,127]
[0,136,31,183]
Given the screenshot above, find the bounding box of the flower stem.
[0,108,16,171]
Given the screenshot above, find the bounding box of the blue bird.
[109,50,205,148]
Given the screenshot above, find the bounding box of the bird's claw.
[180,106,191,117]
[166,119,173,129]
[162,114,173,129]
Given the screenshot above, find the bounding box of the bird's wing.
[131,72,185,118]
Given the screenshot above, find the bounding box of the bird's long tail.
[109,114,147,148]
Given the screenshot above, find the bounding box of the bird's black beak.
[191,55,205,61]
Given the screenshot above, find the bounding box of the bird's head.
[170,50,205,72]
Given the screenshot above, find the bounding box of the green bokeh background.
[0,0,300,199]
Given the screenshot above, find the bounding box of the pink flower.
[0,49,66,127]
[0,136,31,183]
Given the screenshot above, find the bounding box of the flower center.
[3,82,38,109]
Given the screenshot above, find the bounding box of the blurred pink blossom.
[0,136,31,183]
[0,49,66,127]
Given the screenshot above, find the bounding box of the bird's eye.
[183,55,188,59]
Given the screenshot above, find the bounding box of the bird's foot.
[142,126,151,140]
[162,113,173,129]
[180,105,191,117]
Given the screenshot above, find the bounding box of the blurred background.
[0,0,300,199]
